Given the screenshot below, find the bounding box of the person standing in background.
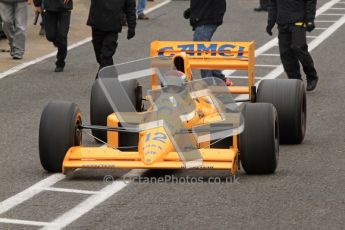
[33,0,73,72]
[267,0,319,91]
[0,0,32,59]
[254,0,268,12]
[87,0,136,77]
[183,0,233,86]
[137,0,149,20]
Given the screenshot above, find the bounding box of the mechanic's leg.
[91,27,104,68]
[12,2,28,58]
[40,13,44,27]
[99,31,118,68]
[278,25,302,80]
[193,25,224,79]
[44,11,58,44]
[291,26,318,80]
[54,11,71,68]
[0,2,15,55]
[137,0,146,15]
[39,11,45,35]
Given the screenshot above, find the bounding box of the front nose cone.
[139,127,174,165]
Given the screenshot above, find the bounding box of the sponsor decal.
[157,43,246,58]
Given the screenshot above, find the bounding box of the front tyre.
[240,103,279,174]
[39,101,82,172]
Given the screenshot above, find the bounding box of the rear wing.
[150,41,256,89]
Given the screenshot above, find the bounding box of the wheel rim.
[74,113,82,146]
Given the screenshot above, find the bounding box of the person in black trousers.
[33,0,72,72]
[87,0,136,76]
[254,0,268,12]
[267,0,319,91]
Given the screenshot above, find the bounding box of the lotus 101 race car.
[39,41,306,175]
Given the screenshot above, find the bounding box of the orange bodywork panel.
[150,41,255,100]
[74,106,240,174]
[228,86,250,94]
[63,146,239,174]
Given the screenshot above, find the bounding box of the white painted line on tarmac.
[315,20,337,22]
[42,169,147,230]
[321,13,345,15]
[0,0,172,80]
[118,68,156,81]
[0,218,52,227]
[228,75,264,80]
[0,174,66,215]
[259,53,280,57]
[223,38,279,75]
[308,15,345,50]
[318,0,345,14]
[0,37,91,80]
[254,38,278,56]
[144,0,171,14]
[256,64,280,67]
[43,187,101,195]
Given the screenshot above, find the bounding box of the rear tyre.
[240,103,279,174]
[257,79,306,144]
[39,101,82,172]
[90,78,140,143]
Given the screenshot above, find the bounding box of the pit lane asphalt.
[0,0,344,229]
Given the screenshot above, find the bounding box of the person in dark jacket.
[267,0,319,91]
[33,0,73,72]
[254,0,268,12]
[183,0,233,86]
[87,0,136,76]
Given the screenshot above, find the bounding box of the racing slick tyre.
[256,79,306,144]
[39,101,82,173]
[240,103,279,174]
[90,78,140,145]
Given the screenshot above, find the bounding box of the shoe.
[54,66,64,72]
[12,55,23,60]
[138,13,149,20]
[254,7,268,12]
[0,32,6,39]
[306,77,319,91]
[39,26,45,36]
